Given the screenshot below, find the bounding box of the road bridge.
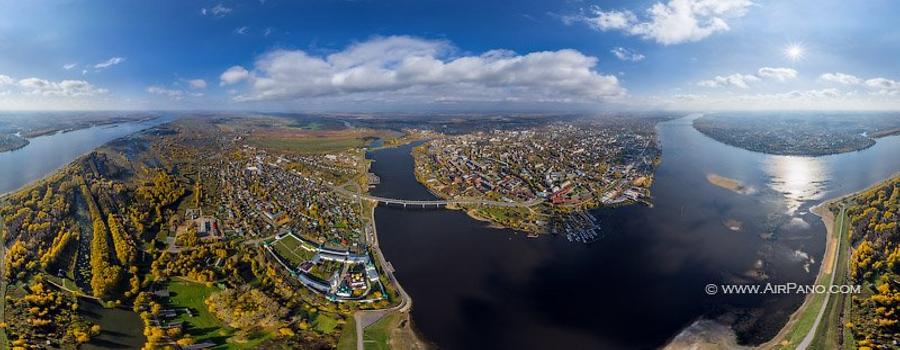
[330,186,543,209]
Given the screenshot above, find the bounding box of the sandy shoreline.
[706,173,754,195]
[760,172,899,348]
[757,200,839,349]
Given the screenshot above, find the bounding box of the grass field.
[362,313,400,350]
[336,316,357,350]
[167,280,232,346]
[166,280,276,349]
[314,313,339,334]
[271,235,315,267]
[811,205,855,348]
[250,137,368,155]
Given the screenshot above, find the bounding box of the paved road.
[798,204,845,350]
[355,204,412,350]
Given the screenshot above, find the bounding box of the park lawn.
[271,235,315,267]
[362,313,400,350]
[250,137,368,155]
[336,316,357,350]
[314,313,340,334]
[167,280,231,344]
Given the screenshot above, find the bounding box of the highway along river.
[368,114,900,349]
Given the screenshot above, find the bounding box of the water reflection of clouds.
[764,156,829,215]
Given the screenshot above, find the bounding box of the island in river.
[693,112,900,156]
[707,173,755,195]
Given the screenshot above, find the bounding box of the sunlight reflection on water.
[764,156,829,215]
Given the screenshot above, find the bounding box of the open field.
[166,280,276,349]
[363,313,399,350]
[251,137,369,154]
[167,280,231,346]
[336,315,357,350]
[247,128,401,155]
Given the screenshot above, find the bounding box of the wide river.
[0,116,173,195]
[368,114,900,349]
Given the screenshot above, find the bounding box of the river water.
[0,116,173,195]
[369,114,900,349]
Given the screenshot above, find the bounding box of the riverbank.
[0,137,28,153]
[761,173,899,349]
[759,201,839,349]
[352,193,429,350]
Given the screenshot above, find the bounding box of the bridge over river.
[331,185,543,209]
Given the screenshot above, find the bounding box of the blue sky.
[0,0,898,111]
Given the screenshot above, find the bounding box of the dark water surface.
[369,114,900,349]
[78,298,147,350]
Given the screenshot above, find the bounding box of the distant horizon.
[2,108,900,115]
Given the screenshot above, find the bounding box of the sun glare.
[784,43,806,61]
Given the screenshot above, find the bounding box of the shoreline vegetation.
[762,173,900,349]
[0,135,28,153]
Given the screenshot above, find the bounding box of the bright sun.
[785,43,806,61]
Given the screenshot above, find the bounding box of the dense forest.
[847,176,900,348]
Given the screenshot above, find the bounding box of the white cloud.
[18,78,107,96]
[94,57,125,69]
[63,63,78,70]
[222,36,625,104]
[610,47,645,62]
[0,75,13,86]
[819,72,861,85]
[235,26,249,35]
[581,10,638,30]
[202,4,232,17]
[864,77,900,95]
[147,85,203,100]
[185,79,207,89]
[698,73,759,88]
[757,67,797,82]
[220,66,250,86]
[264,27,273,37]
[698,67,798,88]
[569,0,753,45]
